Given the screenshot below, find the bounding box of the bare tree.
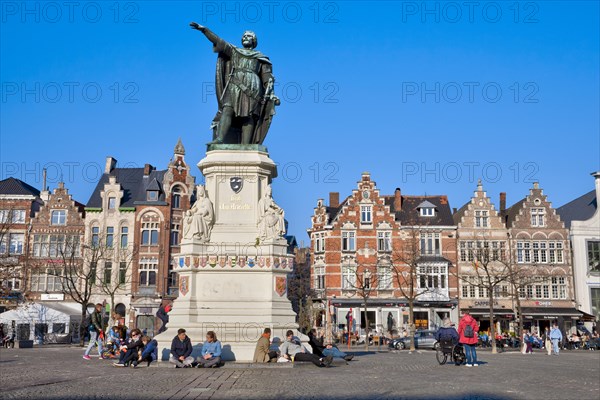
[391,225,435,351]
[287,248,312,333]
[346,263,379,351]
[56,234,107,346]
[96,244,136,328]
[0,208,30,308]
[457,238,513,354]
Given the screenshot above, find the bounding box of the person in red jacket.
[458,311,479,367]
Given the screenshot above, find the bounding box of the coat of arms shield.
[230,177,243,193]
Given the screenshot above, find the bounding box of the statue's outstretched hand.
[190,22,205,31]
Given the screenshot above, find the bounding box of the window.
[48,234,65,257]
[104,262,112,284]
[462,285,469,298]
[314,265,325,290]
[360,205,372,223]
[341,231,356,251]
[170,223,180,246]
[591,288,600,322]
[378,265,391,289]
[52,323,66,334]
[119,262,127,284]
[313,233,325,253]
[9,233,24,254]
[30,268,63,292]
[475,210,489,227]
[460,242,466,262]
[51,210,66,225]
[106,227,114,248]
[467,241,474,262]
[139,260,158,286]
[167,263,178,296]
[588,241,600,273]
[171,187,181,209]
[33,234,79,257]
[363,270,372,289]
[141,222,159,245]
[91,226,99,247]
[469,285,476,298]
[0,209,26,223]
[342,265,356,289]
[90,262,97,284]
[377,231,392,252]
[108,197,116,210]
[420,207,434,217]
[420,232,440,256]
[551,277,567,299]
[147,191,158,201]
[120,226,128,248]
[531,208,545,227]
[417,265,447,291]
[524,242,531,263]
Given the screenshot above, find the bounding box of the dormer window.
[147,190,158,201]
[420,208,434,217]
[108,197,117,209]
[417,200,436,217]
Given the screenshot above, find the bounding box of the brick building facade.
[308,173,458,335]
[0,178,43,310]
[85,140,194,334]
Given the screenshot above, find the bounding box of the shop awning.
[462,308,515,318]
[330,299,457,308]
[578,310,597,322]
[521,307,582,319]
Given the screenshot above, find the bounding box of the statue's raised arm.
[190,22,222,47]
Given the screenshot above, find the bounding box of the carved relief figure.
[183,185,214,242]
[257,185,285,241]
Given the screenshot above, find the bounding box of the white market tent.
[0,302,82,344]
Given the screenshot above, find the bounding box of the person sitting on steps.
[196,331,222,368]
[279,330,333,367]
[169,328,195,368]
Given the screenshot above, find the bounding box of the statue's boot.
[207,138,224,145]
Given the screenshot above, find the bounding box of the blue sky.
[1,1,599,242]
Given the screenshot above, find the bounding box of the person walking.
[542,327,552,355]
[457,311,479,367]
[83,303,105,360]
[550,323,563,356]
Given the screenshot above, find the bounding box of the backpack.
[464,324,474,338]
[84,315,94,332]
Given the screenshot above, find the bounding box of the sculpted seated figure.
[183,185,214,242]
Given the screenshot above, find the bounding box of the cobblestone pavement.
[1,346,598,400]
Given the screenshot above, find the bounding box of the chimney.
[533,182,539,189]
[593,171,600,202]
[500,192,506,213]
[105,156,117,174]
[40,168,50,202]
[144,164,154,175]
[394,187,401,211]
[329,192,339,207]
[452,207,457,214]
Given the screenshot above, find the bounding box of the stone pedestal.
[154,148,300,362]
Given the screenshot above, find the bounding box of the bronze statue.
[190,22,280,145]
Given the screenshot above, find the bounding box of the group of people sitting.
[252,328,353,367]
[168,329,223,368]
[112,328,158,367]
